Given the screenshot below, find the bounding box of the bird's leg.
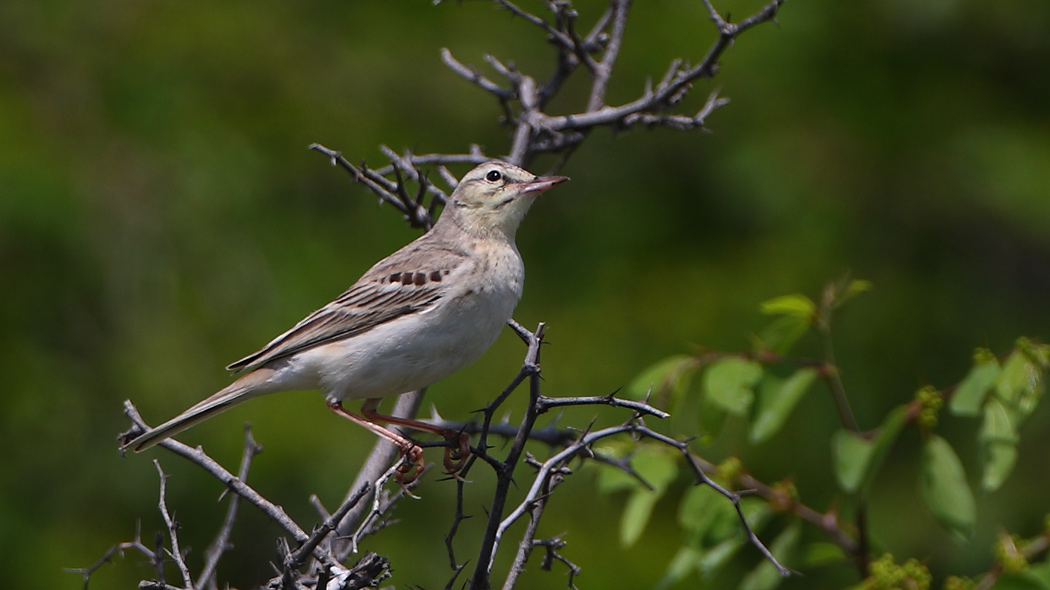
[326,400,425,483]
[359,401,470,475]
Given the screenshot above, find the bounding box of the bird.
[122,160,568,477]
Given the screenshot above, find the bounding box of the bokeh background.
[2,0,1049,588]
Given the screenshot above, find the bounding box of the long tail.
[126,368,277,452]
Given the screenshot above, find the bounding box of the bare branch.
[153,461,194,590]
[536,391,670,419]
[122,401,319,555]
[586,0,632,111]
[638,426,797,578]
[493,0,575,51]
[492,423,639,565]
[535,535,581,590]
[286,483,372,572]
[196,426,261,590]
[350,456,422,554]
[441,47,515,100]
[67,522,159,590]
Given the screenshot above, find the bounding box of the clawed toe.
[395,444,426,485]
[442,430,470,474]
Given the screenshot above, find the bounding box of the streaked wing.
[227,242,469,373]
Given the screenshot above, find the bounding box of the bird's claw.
[395,444,426,485]
[442,430,470,474]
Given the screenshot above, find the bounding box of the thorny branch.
[197,426,260,590]
[103,1,799,589]
[324,0,786,227]
[153,462,194,589]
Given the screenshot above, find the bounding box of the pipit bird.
[123,161,567,477]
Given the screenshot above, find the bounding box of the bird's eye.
[485,170,502,182]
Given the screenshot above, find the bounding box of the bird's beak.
[519,175,569,195]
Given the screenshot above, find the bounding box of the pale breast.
[300,239,526,403]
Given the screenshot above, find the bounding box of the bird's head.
[444,161,568,239]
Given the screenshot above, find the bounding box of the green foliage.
[980,397,1020,493]
[856,553,931,590]
[948,350,1000,417]
[750,368,819,444]
[738,521,801,590]
[703,357,764,417]
[620,446,679,547]
[627,354,701,405]
[920,434,976,540]
[600,281,1050,589]
[755,293,815,353]
[831,405,908,496]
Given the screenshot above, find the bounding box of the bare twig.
[122,402,322,559]
[641,427,796,577]
[441,47,515,100]
[286,483,372,573]
[66,522,159,590]
[153,461,194,590]
[534,535,581,590]
[351,456,421,554]
[537,391,670,418]
[196,426,261,590]
[585,0,631,111]
[494,424,637,573]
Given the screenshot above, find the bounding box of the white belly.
[281,250,524,403]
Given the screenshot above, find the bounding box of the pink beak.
[520,175,569,195]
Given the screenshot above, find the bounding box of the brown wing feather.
[226,240,470,373]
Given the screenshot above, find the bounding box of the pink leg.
[359,403,470,474]
[327,400,425,482]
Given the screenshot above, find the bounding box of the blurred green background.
[2,0,1049,588]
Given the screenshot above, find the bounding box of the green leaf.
[627,354,698,401]
[634,446,679,492]
[831,431,870,493]
[703,357,764,417]
[1021,558,1050,589]
[991,573,1050,590]
[739,521,800,590]
[678,493,773,579]
[698,536,747,578]
[596,461,642,494]
[921,434,977,539]
[657,546,704,590]
[750,368,819,444]
[979,397,1020,492]
[618,446,678,547]
[998,351,1030,405]
[831,405,909,495]
[759,294,817,318]
[835,279,873,308]
[801,542,847,568]
[754,315,812,354]
[678,484,740,542]
[996,350,1044,421]
[699,396,728,442]
[621,488,660,547]
[950,358,1001,417]
[980,397,1019,444]
[981,441,1018,493]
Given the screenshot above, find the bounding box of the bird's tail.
[125,368,277,452]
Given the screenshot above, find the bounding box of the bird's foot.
[395,443,426,485]
[441,429,470,474]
